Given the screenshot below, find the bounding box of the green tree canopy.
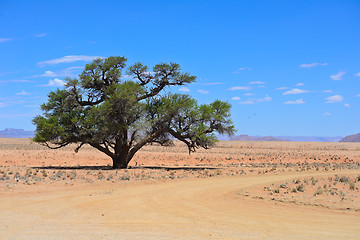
[33,56,235,169]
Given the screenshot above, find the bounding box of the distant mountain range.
[0,128,35,138]
[339,133,360,142]
[229,135,288,142]
[0,128,355,143]
[220,134,344,142]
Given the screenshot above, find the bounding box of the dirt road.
[1,171,359,239]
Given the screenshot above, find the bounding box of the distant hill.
[275,136,343,142]
[219,134,343,142]
[339,133,360,142]
[230,135,288,142]
[0,128,34,138]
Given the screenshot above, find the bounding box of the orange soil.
[1,138,360,239]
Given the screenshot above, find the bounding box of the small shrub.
[349,181,355,190]
[339,176,350,183]
[314,187,323,196]
[272,189,280,194]
[296,184,305,192]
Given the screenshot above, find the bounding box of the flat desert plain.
[1,138,360,239]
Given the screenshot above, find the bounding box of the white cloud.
[324,112,331,116]
[44,78,65,87]
[38,55,102,67]
[239,95,271,104]
[33,67,83,78]
[239,100,256,105]
[0,79,34,83]
[200,82,223,86]
[0,38,11,43]
[295,83,304,86]
[325,95,344,103]
[233,67,251,73]
[277,87,289,90]
[258,95,272,102]
[36,70,57,77]
[249,81,265,85]
[284,99,306,104]
[299,62,328,68]
[330,71,345,80]
[0,102,5,107]
[179,87,190,92]
[197,89,209,94]
[344,103,350,108]
[283,88,310,95]
[354,72,360,77]
[357,94,360,97]
[16,90,31,96]
[323,90,333,93]
[35,33,47,38]
[227,86,251,91]
[231,96,241,100]
[244,93,254,96]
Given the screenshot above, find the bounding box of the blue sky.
[0,0,359,136]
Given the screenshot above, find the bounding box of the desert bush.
[296,184,305,192]
[339,176,350,183]
[314,187,323,196]
[349,181,355,190]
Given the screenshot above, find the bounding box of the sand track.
[1,170,360,239]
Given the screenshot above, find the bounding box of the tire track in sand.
[1,170,360,239]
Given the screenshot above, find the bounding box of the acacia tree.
[33,56,235,169]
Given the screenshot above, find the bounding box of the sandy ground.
[1,138,360,239]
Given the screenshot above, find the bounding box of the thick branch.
[168,128,195,154]
[127,128,167,163]
[89,142,115,158]
[42,141,70,150]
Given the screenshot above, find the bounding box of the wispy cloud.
[249,81,265,85]
[323,90,333,93]
[277,87,289,90]
[324,112,331,116]
[231,96,241,100]
[357,94,360,97]
[227,86,251,91]
[284,99,306,104]
[42,78,65,87]
[330,71,345,80]
[0,38,11,43]
[239,100,256,104]
[233,67,251,73]
[38,55,102,67]
[344,103,350,108]
[244,93,254,96]
[299,62,328,68]
[35,33,47,38]
[16,90,31,96]
[295,83,304,86]
[199,82,224,86]
[197,89,209,94]
[239,95,272,104]
[32,67,83,78]
[0,79,34,83]
[354,72,360,77]
[179,87,190,92]
[325,95,343,103]
[283,88,310,95]
[0,102,5,108]
[35,70,57,77]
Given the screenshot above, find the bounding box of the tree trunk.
[112,154,128,169]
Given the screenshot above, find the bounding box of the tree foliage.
[33,56,235,168]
